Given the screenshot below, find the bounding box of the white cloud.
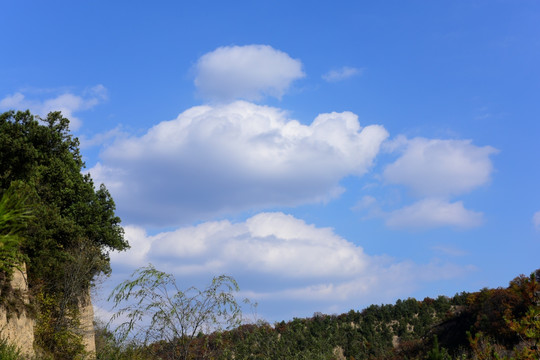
[91,101,388,226]
[352,195,377,211]
[111,225,153,267]
[385,198,484,229]
[194,45,305,101]
[383,137,498,197]
[110,212,471,308]
[533,211,540,230]
[322,66,362,82]
[0,85,108,130]
[373,137,497,230]
[115,213,368,279]
[79,126,128,149]
[271,261,472,303]
[432,245,468,257]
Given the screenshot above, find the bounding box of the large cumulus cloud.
[110,212,471,316]
[90,101,388,226]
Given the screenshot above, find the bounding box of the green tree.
[0,110,128,357]
[109,264,243,360]
[506,271,540,359]
[0,110,127,283]
[0,182,32,275]
[426,335,451,360]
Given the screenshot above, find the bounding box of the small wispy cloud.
[432,245,469,257]
[533,211,540,230]
[322,66,363,82]
[0,85,108,131]
[385,198,484,230]
[79,126,127,149]
[352,195,377,211]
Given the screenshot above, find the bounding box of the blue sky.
[1,0,539,322]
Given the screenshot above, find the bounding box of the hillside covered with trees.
[91,268,538,360]
[94,269,539,360]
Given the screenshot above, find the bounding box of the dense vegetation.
[0,110,128,358]
[95,269,539,360]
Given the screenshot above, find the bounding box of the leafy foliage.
[0,110,127,290]
[0,182,32,275]
[0,110,128,358]
[34,291,86,360]
[427,336,452,360]
[94,319,148,360]
[109,264,243,359]
[0,337,22,360]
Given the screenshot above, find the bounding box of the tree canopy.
[0,110,128,357]
[0,110,128,289]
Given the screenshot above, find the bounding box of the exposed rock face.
[78,289,96,358]
[332,346,346,360]
[0,264,96,358]
[0,264,35,358]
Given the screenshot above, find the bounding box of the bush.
[0,337,22,360]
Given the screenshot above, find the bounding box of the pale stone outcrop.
[332,346,346,360]
[0,264,35,358]
[0,264,96,359]
[78,290,96,358]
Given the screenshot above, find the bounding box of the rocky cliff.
[0,264,34,358]
[0,264,96,359]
